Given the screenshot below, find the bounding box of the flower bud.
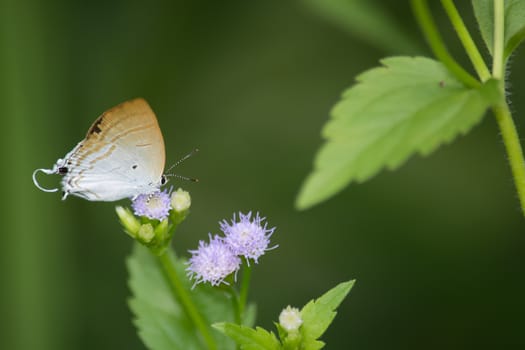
[137,223,155,243]
[115,206,141,237]
[171,188,191,213]
[279,306,302,332]
[154,218,170,242]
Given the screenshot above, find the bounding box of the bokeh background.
[2,0,525,349]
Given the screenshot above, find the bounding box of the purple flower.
[220,212,276,264]
[187,234,241,287]
[131,190,171,220]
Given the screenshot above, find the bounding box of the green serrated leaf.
[300,280,354,347]
[127,243,238,350]
[301,340,325,350]
[213,323,281,350]
[296,56,499,210]
[303,0,420,54]
[472,0,525,58]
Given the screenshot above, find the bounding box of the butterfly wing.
[61,98,166,201]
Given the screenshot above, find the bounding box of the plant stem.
[157,251,217,350]
[489,0,525,215]
[411,0,480,88]
[492,0,505,79]
[238,264,252,319]
[222,286,242,350]
[440,0,491,81]
[493,103,525,216]
[225,265,252,326]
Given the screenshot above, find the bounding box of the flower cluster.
[132,190,172,220]
[187,211,276,287]
[187,235,241,287]
[129,187,192,221]
[116,188,191,255]
[221,212,275,265]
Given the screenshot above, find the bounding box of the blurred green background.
[2,0,525,349]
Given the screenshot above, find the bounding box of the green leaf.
[303,0,421,54]
[296,56,499,210]
[299,280,355,350]
[214,280,355,349]
[472,0,525,58]
[127,243,238,350]
[472,0,493,54]
[213,323,281,350]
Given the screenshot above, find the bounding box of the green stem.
[492,0,505,79]
[238,264,252,319]
[493,102,525,216]
[223,284,242,324]
[223,286,242,350]
[411,0,480,88]
[489,0,525,214]
[157,251,217,350]
[225,264,252,326]
[440,0,491,81]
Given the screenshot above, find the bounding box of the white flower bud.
[279,306,302,332]
[171,188,191,212]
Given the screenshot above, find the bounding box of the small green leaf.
[303,0,421,54]
[296,56,499,209]
[275,323,287,345]
[472,0,525,58]
[299,280,355,349]
[213,323,281,350]
[127,243,238,350]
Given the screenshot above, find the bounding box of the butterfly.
[33,98,175,201]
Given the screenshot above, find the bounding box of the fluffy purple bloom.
[187,234,241,287]
[220,212,276,264]
[131,190,171,220]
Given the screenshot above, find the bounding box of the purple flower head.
[220,211,276,264]
[187,234,241,287]
[131,190,171,220]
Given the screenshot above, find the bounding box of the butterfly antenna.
[164,148,200,182]
[165,173,199,182]
[165,148,199,174]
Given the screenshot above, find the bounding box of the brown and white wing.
[62,98,166,201]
